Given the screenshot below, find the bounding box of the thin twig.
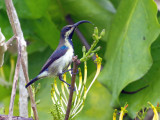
[65,56,80,120]
[19,59,28,117]
[5,0,39,119]
[144,109,154,120]
[0,115,33,120]
[21,58,39,120]
[8,38,21,119]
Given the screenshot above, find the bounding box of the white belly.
[48,48,74,76]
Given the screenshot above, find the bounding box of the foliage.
[50,53,102,119]
[113,102,160,120]
[0,0,160,119]
[50,103,64,120]
[80,27,104,62]
[98,0,160,118]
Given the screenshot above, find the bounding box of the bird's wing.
[39,45,68,74]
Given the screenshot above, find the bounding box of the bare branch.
[144,109,154,120]
[21,57,39,120]
[8,39,21,119]
[0,115,33,120]
[65,56,80,120]
[4,0,39,119]
[19,63,28,117]
[155,0,160,11]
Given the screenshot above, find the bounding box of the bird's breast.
[48,47,74,76]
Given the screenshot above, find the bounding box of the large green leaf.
[76,77,113,120]
[110,0,122,9]
[0,0,50,19]
[31,14,60,49]
[0,0,5,9]
[14,0,50,19]
[98,0,160,107]
[119,35,160,118]
[0,10,13,40]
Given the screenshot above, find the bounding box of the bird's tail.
[25,77,39,88]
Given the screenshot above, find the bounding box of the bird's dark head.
[60,20,92,40]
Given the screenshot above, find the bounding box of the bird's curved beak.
[73,20,93,27]
[68,20,93,39]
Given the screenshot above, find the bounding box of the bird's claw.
[68,85,76,91]
[71,69,79,75]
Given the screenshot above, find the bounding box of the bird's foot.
[71,69,79,75]
[68,85,76,91]
[62,68,79,75]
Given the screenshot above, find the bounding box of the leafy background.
[0,0,160,119]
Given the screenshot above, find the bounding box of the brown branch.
[155,0,160,11]
[8,38,21,119]
[21,58,39,120]
[144,109,154,120]
[5,0,39,119]
[0,115,33,120]
[65,56,80,120]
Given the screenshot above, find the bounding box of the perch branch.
[0,115,33,120]
[8,37,21,119]
[5,0,39,119]
[65,56,80,120]
[21,58,39,120]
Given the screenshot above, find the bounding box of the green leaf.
[110,0,122,9]
[0,0,50,19]
[119,35,160,118]
[98,0,160,107]
[28,47,53,78]
[0,10,13,40]
[31,14,60,49]
[14,0,50,19]
[0,0,5,9]
[27,37,48,54]
[76,75,113,120]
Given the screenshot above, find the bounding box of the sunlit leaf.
[119,35,160,118]
[99,0,160,108]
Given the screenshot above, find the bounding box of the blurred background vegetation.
[0,0,160,120]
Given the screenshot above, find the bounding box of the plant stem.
[21,58,39,120]
[65,56,80,120]
[5,0,38,119]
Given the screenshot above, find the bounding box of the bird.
[25,20,92,88]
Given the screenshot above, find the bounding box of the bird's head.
[60,20,92,40]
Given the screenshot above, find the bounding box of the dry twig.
[4,0,39,119]
[65,56,80,120]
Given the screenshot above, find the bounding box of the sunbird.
[25,20,91,88]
